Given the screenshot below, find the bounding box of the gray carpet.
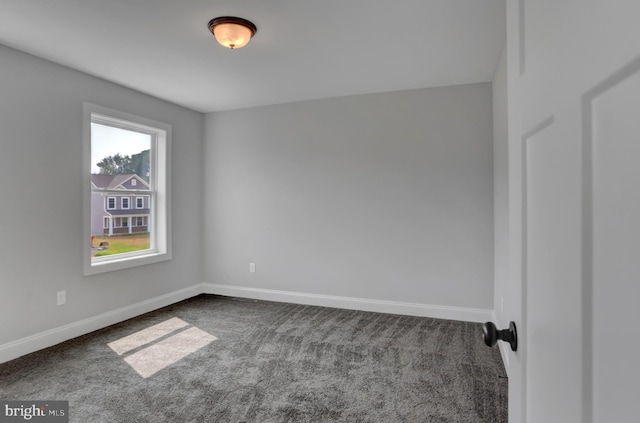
[0,295,508,422]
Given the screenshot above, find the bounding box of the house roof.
[107,209,151,216]
[91,174,149,190]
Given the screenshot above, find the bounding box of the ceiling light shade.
[208,16,257,49]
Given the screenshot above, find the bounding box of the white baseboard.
[1,283,495,365]
[498,341,510,376]
[0,284,203,364]
[203,283,493,323]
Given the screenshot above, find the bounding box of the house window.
[84,103,171,275]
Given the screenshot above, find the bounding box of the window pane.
[91,123,151,259]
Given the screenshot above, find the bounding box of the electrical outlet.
[249,263,256,273]
[57,290,66,306]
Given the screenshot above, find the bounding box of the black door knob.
[482,321,517,351]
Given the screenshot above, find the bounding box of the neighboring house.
[91,174,151,236]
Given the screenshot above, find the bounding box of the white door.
[505,1,640,422]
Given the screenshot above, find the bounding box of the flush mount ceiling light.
[207,16,257,50]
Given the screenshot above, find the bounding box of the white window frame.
[107,197,117,210]
[136,196,145,209]
[83,103,172,275]
[103,217,109,229]
[121,197,130,209]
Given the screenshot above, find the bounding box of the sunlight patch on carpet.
[108,318,217,378]
[108,317,190,355]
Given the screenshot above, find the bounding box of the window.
[84,103,171,275]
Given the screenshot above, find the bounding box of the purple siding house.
[91,174,150,236]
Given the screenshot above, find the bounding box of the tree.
[96,153,133,175]
[130,150,150,180]
[96,150,149,180]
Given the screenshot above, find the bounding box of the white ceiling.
[0,0,505,113]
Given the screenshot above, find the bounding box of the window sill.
[84,250,171,276]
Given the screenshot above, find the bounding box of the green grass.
[93,233,150,257]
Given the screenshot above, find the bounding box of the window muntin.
[136,196,144,209]
[83,103,171,275]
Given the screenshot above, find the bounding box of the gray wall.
[204,83,494,310]
[0,44,203,346]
